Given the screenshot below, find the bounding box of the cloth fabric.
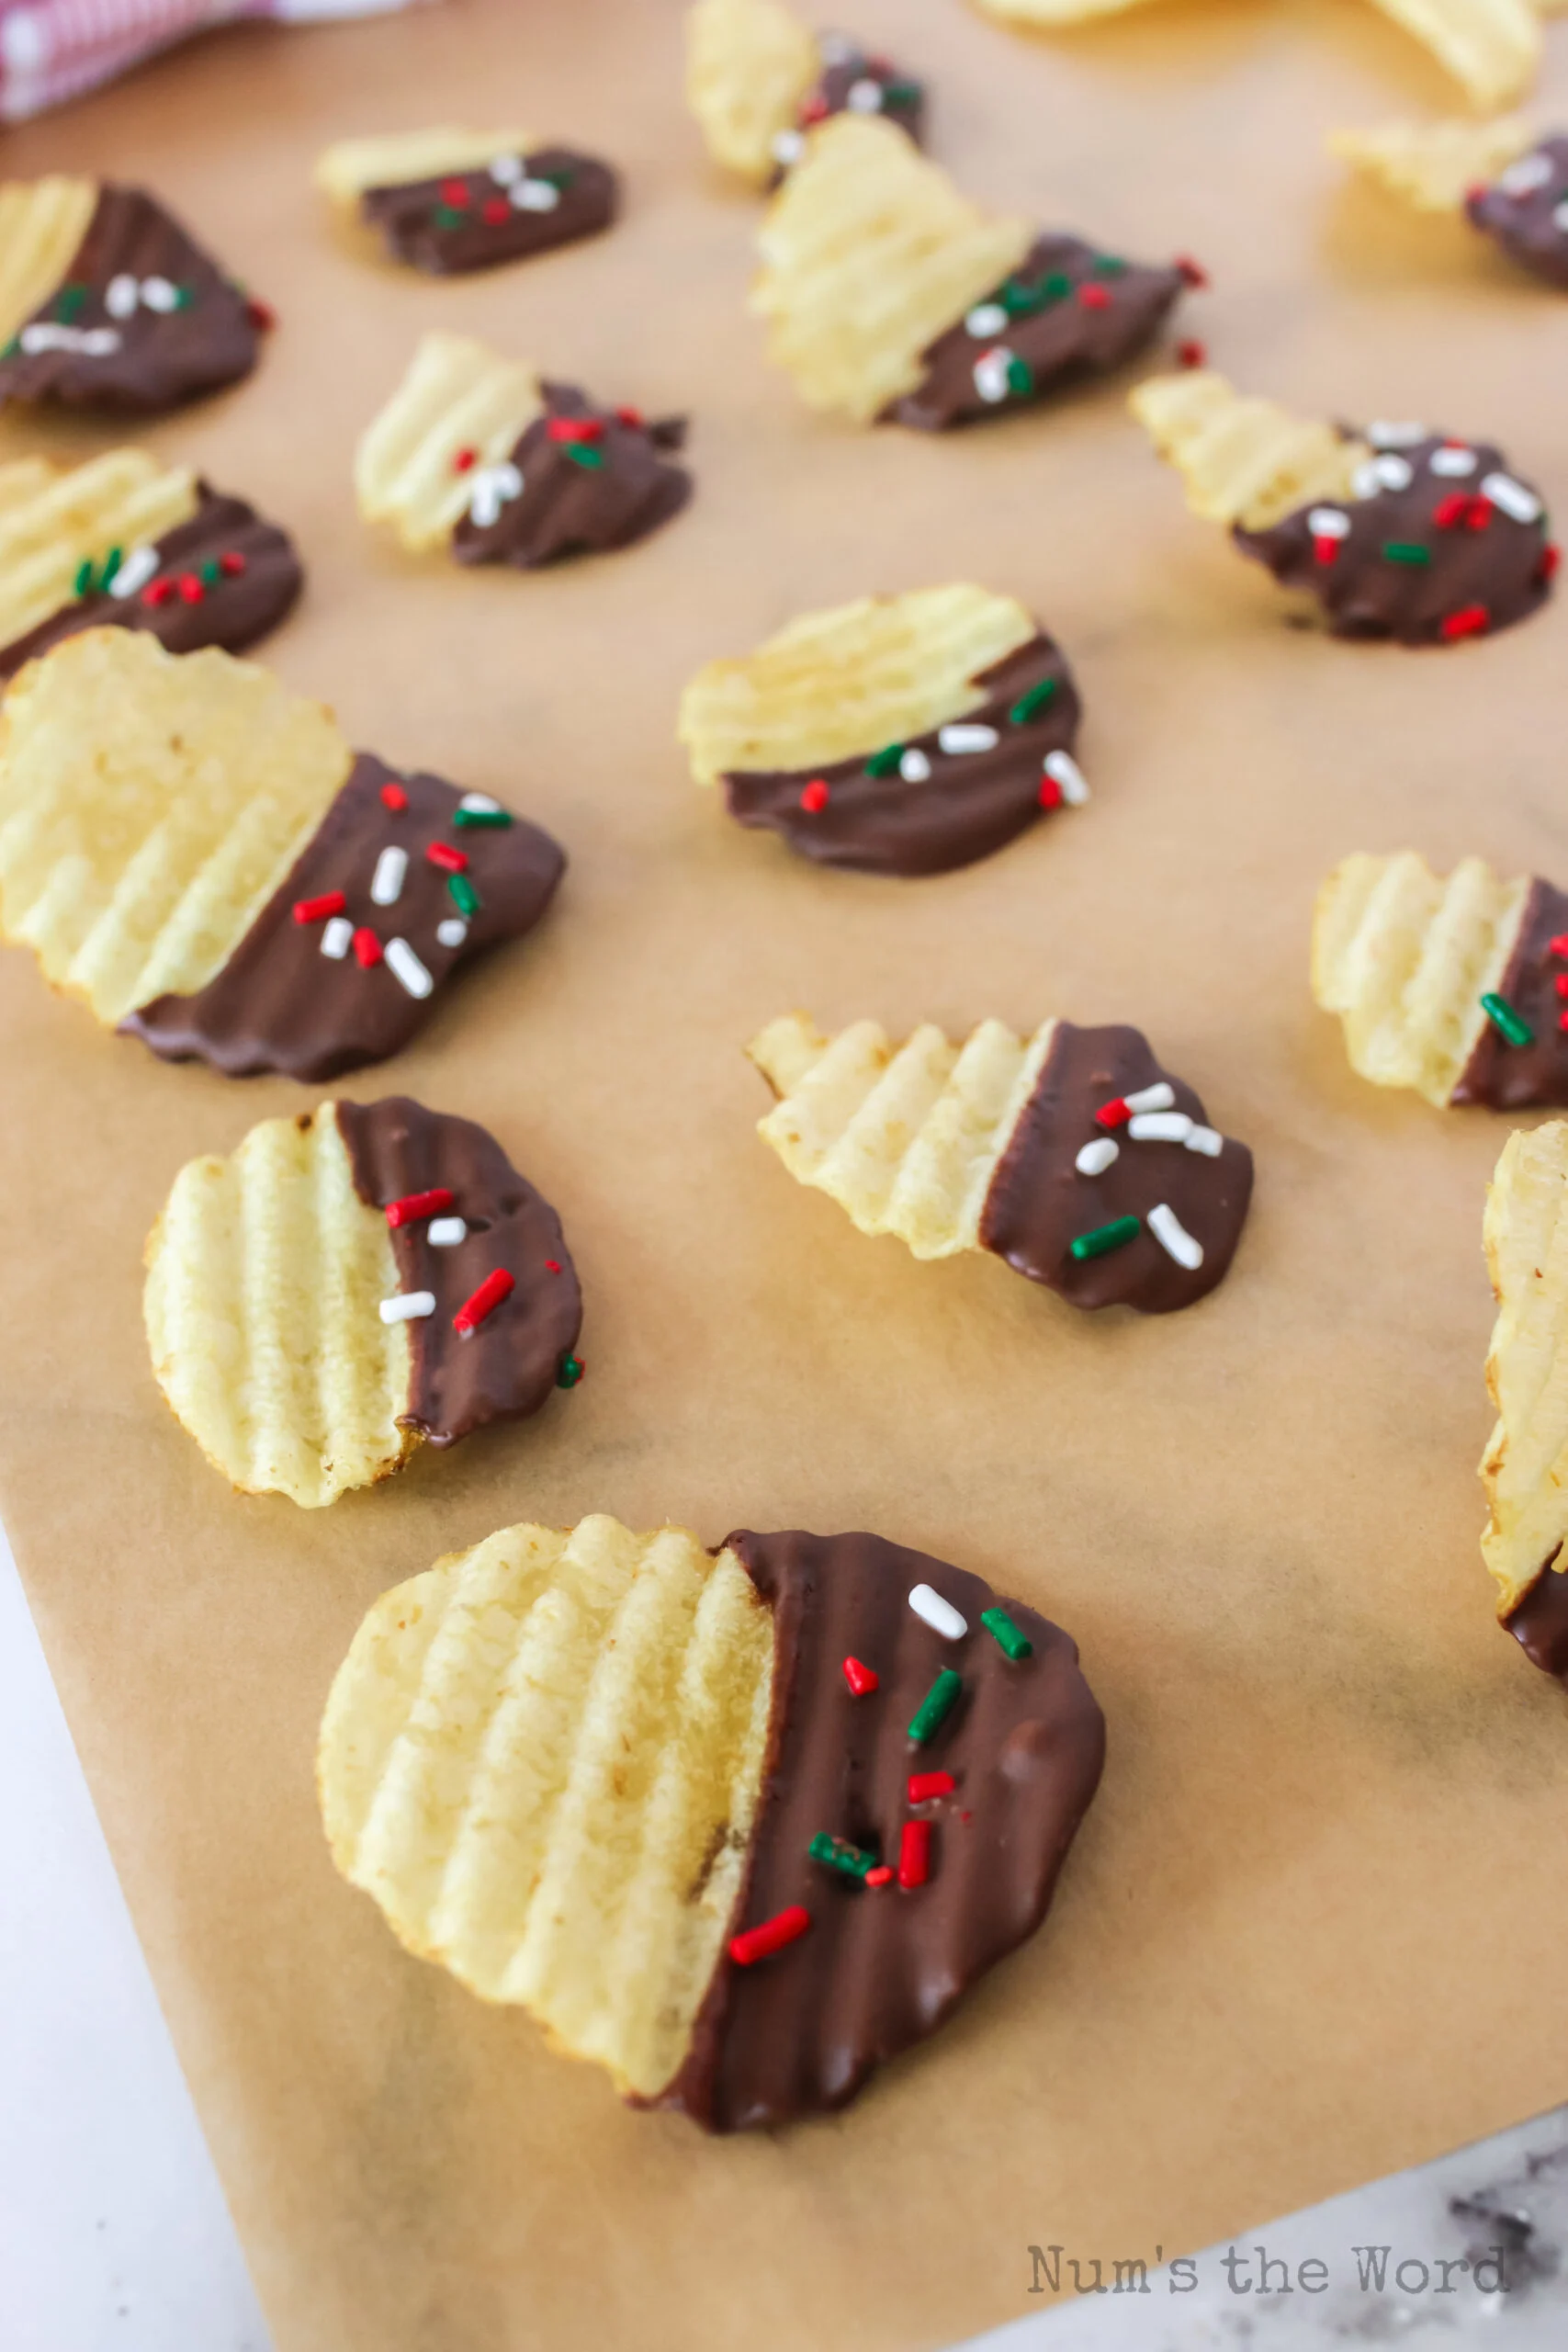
[0,0,428,121]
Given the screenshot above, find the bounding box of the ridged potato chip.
[1482,1122,1568,1619]
[751,114,1031,421]
[0,628,349,1028]
[316,128,538,208]
[1364,0,1540,109]
[687,0,818,182]
[1328,116,1535,210]
[0,449,197,651]
[1130,369,1367,531]
[679,583,1037,786]
[319,1515,774,2091]
[0,176,97,348]
[356,332,543,553]
[1312,852,1530,1104]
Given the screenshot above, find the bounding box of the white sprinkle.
[1125,1081,1176,1114]
[80,327,120,356]
[1556,198,1568,233]
[818,29,855,62]
[379,1290,436,1324]
[107,544,159,598]
[908,1584,968,1641]
[972,346,1014,404]
[939,721,998,755]
[1500,152,1553,196]
[488,152,524,185]
[1429,444,1477,477]
[1306,505,1351,539]
[898,747,931,783]
[321,916,353,959]
[385,937,434,998]
[436,917,468,948]
[19,321,118,355]
[1076,1136,1120,1177]
[1366,421,1427,449]
[771,128,806,167]
[458,792,502,815]
[370,844,408,906]
[1129,1111,1193,1142]
[427,1216,468,1247]
[468,461,524,529]
[1185,1125,1224,1156]
[846,75,884,111]
[104,272,139,320]
[140,275,179,312]
[1043,749,1089,806]
[964,300,1009,339]
[1148,1202,1204,1271]
[1482,469,1542,524]
[1353,453,1413,497]
[512,178,560,213]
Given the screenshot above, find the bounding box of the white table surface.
[5,1517,1565,2352]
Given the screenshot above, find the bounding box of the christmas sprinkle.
[380,781,409,812]
[1129,1110,1193,1142]
[1147,1201,1203,1270]
[379,1290,435,1325]
[908,1583,968,1641]
[292,891,346,925]
[1441,604,1490,640]
[864,1865,894,1888]
[1482,471,1542,525]
[558,1353,585,1388]
[1076,1137,1119,1177]
[427,1217,467,1248]
[352,927,383,968]
[981,1607,1033,1661]
[453,1268,515,1336]
[1043,750,1089,806]
[436,919,468,949]
[108,546,159,599]
[809,1831,878,1881]
[908,1770,955,1803]
[370,845,408,906]
[842,1656,879,1695]
[1382,541,1430,566]
[321,917,352,960]
[864,743,903,778]
[385,1188,455,1228]
[897,1820,931,1890]
[729,1905,809,1966]
[938,722,998,755]
[1070,1214,1141,1261]
[1009,676,1057,726]
[908,1668,962,1745]
[385,938,434,998]
[1481,990,1533,1047]
[447,873,481,919]
[427,842,468,874]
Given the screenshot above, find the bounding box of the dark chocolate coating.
[121,755,564,1082]
[769,46,925,184]
[451,381,690,570]
[335,1096,581,1447]
[1235,434,1554,644]
[886,234,1186,432]
[0,185,261,414]
[1466,137,1568,291]
[1505,1549,1568,1679]
[979,1021,1253,1313]
[1452,879,1568,1108]
[0,486,301,682]
[723,632,1080,877]
[359,145,616,276]
[660,1529,1104,2132]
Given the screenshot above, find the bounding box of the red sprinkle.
[385,1186,456,1228]
[245,297,276,332]
[544,1258,561,1273]
[1556,974,1568,998]
[426,841,469,873]
[799,92,830,124]
[1175,254,1208,288]
[1077,282,1111,311]
[453,1267,515,1336]
[729,1905,810,1967]
[908,1770,956,1803]
[1561,1011,1568,1034]
[1312,534,1340,568]
[1440,603,1490,641]
[842,1656,879,1696]
[352,926,382,968]
[1465,499,1493,533]
[1096,1095,1133,1130]
[219,549,246,577]
[897,1819,931,1891]
[547,414,605,445]
[1540,544,1562,582]
[1550,934,1568,957]
[380,781,409,812]
[1433,492,1470,531]
[453,447,478,474]
[176,572,204,604]
[1038,775,1063,809]
[615,404,645,429]
[291,890,347,925]
[1177,338,1206,368]
[800,778,830,814]
[864,1865,894,1888]
[141,578,175,607]
[482,197,510,226]
[440,177,471,207]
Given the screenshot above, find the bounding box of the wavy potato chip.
[1363,0,1540,108]
[0,175,97,348]
[0,448,197,651]
[356,332,543,553]
[1482,1122,1568,1625]
[315,128,538,207]
[1130,369,1367,531]
[1328,116,1535,210]
[686,0,818,182]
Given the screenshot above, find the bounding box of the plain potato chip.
[686,0,818,183]
[1130,369,1368,532]
[356,332,544,553]
[1328,116,1535,211]
[1481,1122,1568,1619]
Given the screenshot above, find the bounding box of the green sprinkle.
[447,872,481,919]
[452,806,513,830]
[172,284,193,310]
[1481,991,1534,1048]
[537,168,577,188]
[808,1831,877,1881]
[908,1668,962,1746]
[565,444,605,470]
[198,556,221,585]
[864,741,904,778]
[102,546,122,585]
[980,1607,1033,1661]
[1008,675,1058,727]
[1382,540,1431,566]
[881,78,921,106]
[55,282,86,322]
[1004,354,1034,398]
[1041,270,1073,301]
[432,203,466,229]
[1,336,18,357]
[1070,1214,1142,1262]
[73,556,96,598]
[1092,254,1129,277]
[557,1353,584,1388]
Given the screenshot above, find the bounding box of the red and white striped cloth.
[0,0,433,121]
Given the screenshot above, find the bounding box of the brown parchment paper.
[4,1,1568,2345]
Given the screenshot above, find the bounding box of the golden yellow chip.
[0,629,349,1030]
[1328,116,1535,211]
[1482,1122,1568,1623]
[1362,0,1540,109]
[678,582,1036,786]
[356,331,544,554]
[0,450,197,651]
[751,114,1031,422]
[1312,851,1532,1105]
[319,1515,773,2091]
[315,128,537,208]
[686,0,818,183]
[0,176,97,350]
[1130,369,1368,532]
[970,0,1156,19]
